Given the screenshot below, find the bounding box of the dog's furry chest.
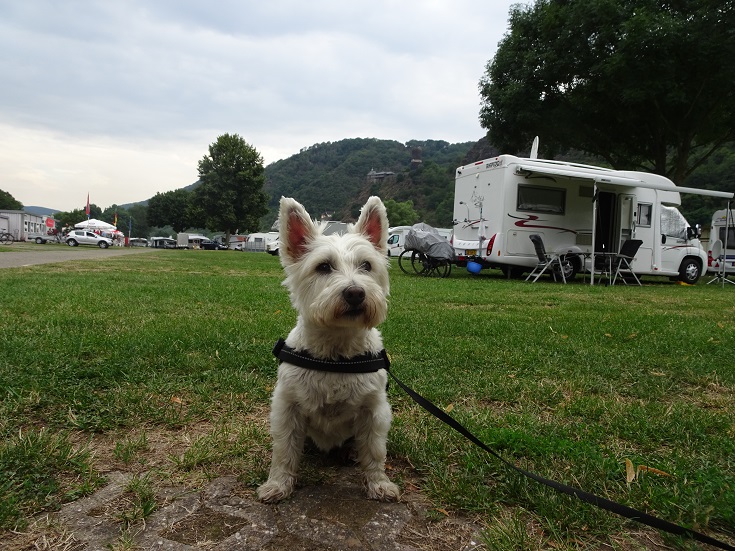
[278,364,383,417]
[314,399,351,420]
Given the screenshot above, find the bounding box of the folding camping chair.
[610,239,643,286]
[525,234,567,283]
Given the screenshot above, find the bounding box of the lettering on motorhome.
[485,160,502,169]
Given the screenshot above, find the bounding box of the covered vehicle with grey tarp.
[398,223,455,277]
[404,223,456,261]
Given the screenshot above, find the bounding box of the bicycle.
[398,248,452,278]
[0,232,15,245]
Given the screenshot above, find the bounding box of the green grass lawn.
[0,250,733,550]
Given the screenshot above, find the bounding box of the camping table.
[593,252,618,285]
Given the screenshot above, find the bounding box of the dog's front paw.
[257,478,295,503]
[365,474,400,502]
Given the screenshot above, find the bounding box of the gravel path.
[0,244,158,269]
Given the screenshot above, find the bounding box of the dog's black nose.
[343,285,366,307]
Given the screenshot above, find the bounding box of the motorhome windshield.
[660,206,688,239]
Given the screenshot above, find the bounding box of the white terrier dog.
[257,196,400,503]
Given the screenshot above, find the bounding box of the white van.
[452,154,733,283]
[387,226,412,257]
[388,225,451,257]
[707,209,735,275]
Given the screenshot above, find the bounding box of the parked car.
[201,240,228,250]
[66,230,113,249]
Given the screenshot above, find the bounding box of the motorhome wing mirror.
[686,226,701,239]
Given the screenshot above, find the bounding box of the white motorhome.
[707,209,735,275]
[387,226,452,257]
[452,155,734,283]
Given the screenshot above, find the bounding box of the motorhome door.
[595,192,635,254]
[594,191,616,253]
[619,194,636,244]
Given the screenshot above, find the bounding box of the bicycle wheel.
[398,249,414,274]
[424,258,451,278]
[438,261,452,278]
[0,232,14,245]
[411,251,430,275]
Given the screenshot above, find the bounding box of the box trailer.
[176,233,208,249]
[452,154,734,284]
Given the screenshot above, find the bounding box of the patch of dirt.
[161,506,249,545]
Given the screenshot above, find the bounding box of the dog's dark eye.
[316,262,333,274]
[360,261,372,272]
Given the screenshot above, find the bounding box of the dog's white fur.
[257,196,400,504]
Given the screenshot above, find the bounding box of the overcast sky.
[1,1,522,212]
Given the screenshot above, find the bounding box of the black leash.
[273,339,734,550]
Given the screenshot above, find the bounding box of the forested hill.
[262,136,734,228]
[263,137,497,227]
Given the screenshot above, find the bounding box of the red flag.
[85,193,90,217]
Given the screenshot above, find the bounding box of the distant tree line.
[0,189,23,210]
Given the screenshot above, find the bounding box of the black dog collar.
[272,338,390,373]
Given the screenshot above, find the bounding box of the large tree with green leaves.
[384,199,419,227]
[196,134,268,238]
[100,204,151,238]
[479,0,735,184]
[0,189,23,210]
[147,189,202,233]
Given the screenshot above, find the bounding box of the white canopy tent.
[74,218,117,231]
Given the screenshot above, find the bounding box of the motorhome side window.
[719,227,735,245]
[660,205,688,240]
[387,235,399,245]
[517,185,565,214]
[637,203,652,227]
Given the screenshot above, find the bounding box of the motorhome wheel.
[678,258,701,284]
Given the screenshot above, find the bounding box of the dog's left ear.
[353,196,388,254]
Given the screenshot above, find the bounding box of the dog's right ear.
[279,197,315,265]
